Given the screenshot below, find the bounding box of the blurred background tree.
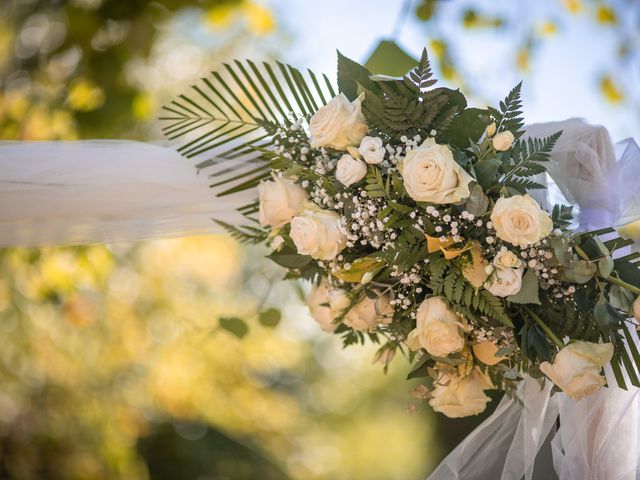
[410,0,638,106]
[0,1,435,479]
[0,0,637,479]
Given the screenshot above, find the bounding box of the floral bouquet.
[162,49,640,418]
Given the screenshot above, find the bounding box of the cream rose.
[540,341,614,400]
[473,340,506,365]
[290,205,347,260]
[307,281,337,333]
[429,368,493,418]
[335,154,367,187]
[400,138,473,204]
[493,247,522,269]
[309,94,368,150]
[490,194,553,247]
[492,130,515,151]
[485,266,523,297]
[407,297,468,357]
[258,176,308,228]
[358,136,385,164]
[329,290,393,332]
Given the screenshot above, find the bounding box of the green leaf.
[364,40,418,77]
[337,50,378,101]
[508,269,541,305]
[267,252,313,269]
[258,308,281,328]
[598,255,614,278]
[594,301,625,332]
[219,317,249,338]
[464,183,489,216]
[407,355,431,380]
[564,259,597,284]
[613,259,640,289]
[578,235,608,260]
[444,107,491,148]
[475,157,501,190]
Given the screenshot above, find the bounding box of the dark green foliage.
[551,204,574,229]
[360,48,467,138]
[499,131,562,193]
[443,107,492,148]
[337,51,381,101]
[488,82,525,137]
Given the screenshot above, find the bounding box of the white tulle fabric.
[0,140,252,247]
[429,119,640,480]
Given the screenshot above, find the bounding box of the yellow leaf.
[563,0,582,14]
[516,47,530,72]
[426,235,473,259]
[333,257,384,283]
[429,39,446,59]
[243,1,275,35]
[426,235,455,253]
[596,4,617,25]
[461,243,488,288]
[600,75,624,103]
[205,4,238,29]
[539,21,558,36]
[67,79,105,112]
[132,93,154,120]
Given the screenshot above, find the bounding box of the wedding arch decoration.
[3,45,640,479]
[161,48,640,422]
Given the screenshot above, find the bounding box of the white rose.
[473,340,506,365]
[485,266,523,297]
[309,94,368,151]
[429,368,493,418]
[540,341,614,400]
[408,297,467,357]
[485,122,497,137]
[307,281,337,333]
[358,136,385,164]
[329,290,393,332]
[490,194,553,247]
[290,206,347,260]
[335,154,367,187]
[400,138,473,204]
[258,176,308,228]
[492,130,515,151]
[493,247,521,269]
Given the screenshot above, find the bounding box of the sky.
[266,0,639,141]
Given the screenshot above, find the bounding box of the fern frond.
[489,82,524,137]
[499,131,562,193]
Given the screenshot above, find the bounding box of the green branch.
[522,306,564,349]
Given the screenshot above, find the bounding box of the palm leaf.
[160,60,334,205]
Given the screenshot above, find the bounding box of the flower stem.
[522,306,564,349]
[602,274,640,296]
